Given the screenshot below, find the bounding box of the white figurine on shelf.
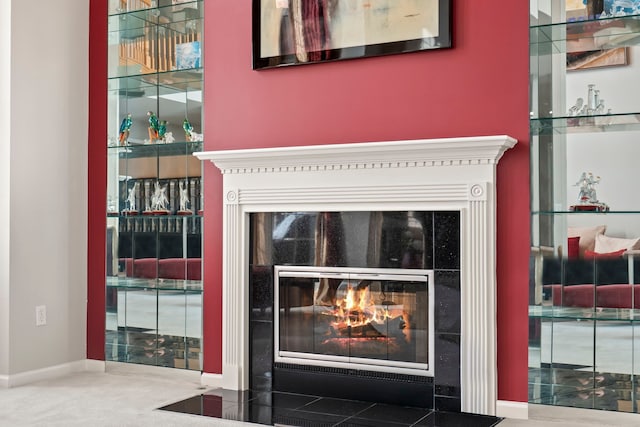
[125,182,138,212]
[164,132,175,144]
[567,98,584,116]
[107,195,118,214]
[570,172,609,212]
[575,172,600,204]
[151,181,169,212]
[178,180,192,214]
[190,131,203,142]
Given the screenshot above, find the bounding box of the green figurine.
[147,111,159,142]
[158,120,167,141]
[183,118,193,142]
[118,113,132,145]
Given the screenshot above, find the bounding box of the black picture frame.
[252,0,452,70]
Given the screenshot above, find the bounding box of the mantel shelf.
[195,136,517,174]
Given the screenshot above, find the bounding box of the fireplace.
[275,266,434,376]
[195,135,517,415]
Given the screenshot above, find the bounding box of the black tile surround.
[273,363,434,408]
[249,211,463,411]
[159,389,503,427]
[158,211,499,426]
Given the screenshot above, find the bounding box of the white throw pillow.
[594,233,640,253]
[568,225,606,256]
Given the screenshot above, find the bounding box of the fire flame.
[333,285,397,329]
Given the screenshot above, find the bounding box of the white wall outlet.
[35,305,47,326]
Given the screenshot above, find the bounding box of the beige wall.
[1,0,89,380]
[0,0,11,381]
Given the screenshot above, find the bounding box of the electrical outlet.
[36,305,47,326]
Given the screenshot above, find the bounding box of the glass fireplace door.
[275,266,434,376]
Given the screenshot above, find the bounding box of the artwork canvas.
[565,0,632,71]
[252,0,451,69]
[567,46,628,71]
[566,0,640,20]
[175,41,201,70]
[603,0,640,16]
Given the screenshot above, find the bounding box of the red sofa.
[546,283,640,309]
[121,258,202,281]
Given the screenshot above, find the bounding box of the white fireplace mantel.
[195,135,517,416]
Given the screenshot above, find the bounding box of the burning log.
[332,316,406,338]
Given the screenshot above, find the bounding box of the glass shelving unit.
[530,4,640,414]
[105,0,203,371]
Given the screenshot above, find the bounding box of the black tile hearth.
[273,407,348,427]
[335,418,412,427]
[159,389,503,427]
[354,403,431,424]
[300,397,374,417]
[415,411,502,427]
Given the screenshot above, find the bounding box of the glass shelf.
[530,13,640,55]
[109,213,202,220]
[108,68,203,90]
[108,0,203,24]
[107,276,202,292]
[532,210,640,215]
[531,112,640,134]
[108,141,203,158]
[529,305,640,322]
[108,0,203,81]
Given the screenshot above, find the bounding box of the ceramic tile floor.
[160,389,502,427]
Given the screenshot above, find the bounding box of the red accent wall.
[202,1,530,403]
[87,0,107,361]
[86,0,530,402]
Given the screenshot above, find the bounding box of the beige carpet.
[2,366,640,426]
[0,368,247,427]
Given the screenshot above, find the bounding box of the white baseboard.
[200,372,223,388]
[496,400,529,419]
[2,359,104,388]
[2,360,221,391]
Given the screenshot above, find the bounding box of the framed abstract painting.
[252,0,452,70]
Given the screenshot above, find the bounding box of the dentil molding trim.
[196,135,517,174]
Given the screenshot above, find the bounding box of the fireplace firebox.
[249,210,455,408]
[275,266,434,376]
